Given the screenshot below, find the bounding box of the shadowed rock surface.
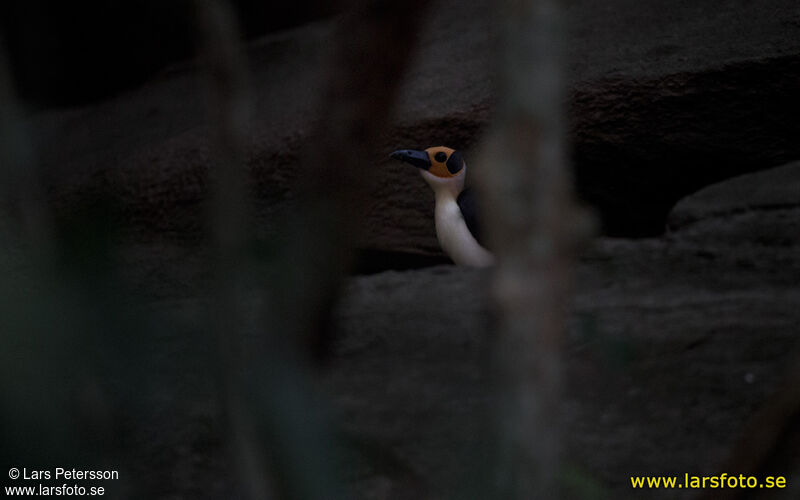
[112,161,800,499]
[320,161,800,499]
[29,0,800,257]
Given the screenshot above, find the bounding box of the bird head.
[390,146,466,196]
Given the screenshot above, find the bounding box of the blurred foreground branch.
[197,0,433,498]
[476,0,585,497]
[1,33,125,491]
[276,0,434,356]
[0,38,53,257]
[195,0,272,498]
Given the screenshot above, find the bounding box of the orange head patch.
[424,146,464,178]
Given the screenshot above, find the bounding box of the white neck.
[433,190,495,268]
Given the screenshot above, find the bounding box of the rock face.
[100,160,800,499]
[668,160,800,230]
[29,0,800,255]
[320,161,800,499]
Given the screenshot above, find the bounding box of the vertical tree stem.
[195,1,272,498]
[477,0,576,497]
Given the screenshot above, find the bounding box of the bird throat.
[433,191,494,267]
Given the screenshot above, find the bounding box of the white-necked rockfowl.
[390,146,494,267]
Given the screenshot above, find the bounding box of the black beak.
[390,149,431,170]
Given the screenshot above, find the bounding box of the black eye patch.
[446,150,464,174]
[434,151,448,163]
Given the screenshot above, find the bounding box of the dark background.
[1,0,339,106]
